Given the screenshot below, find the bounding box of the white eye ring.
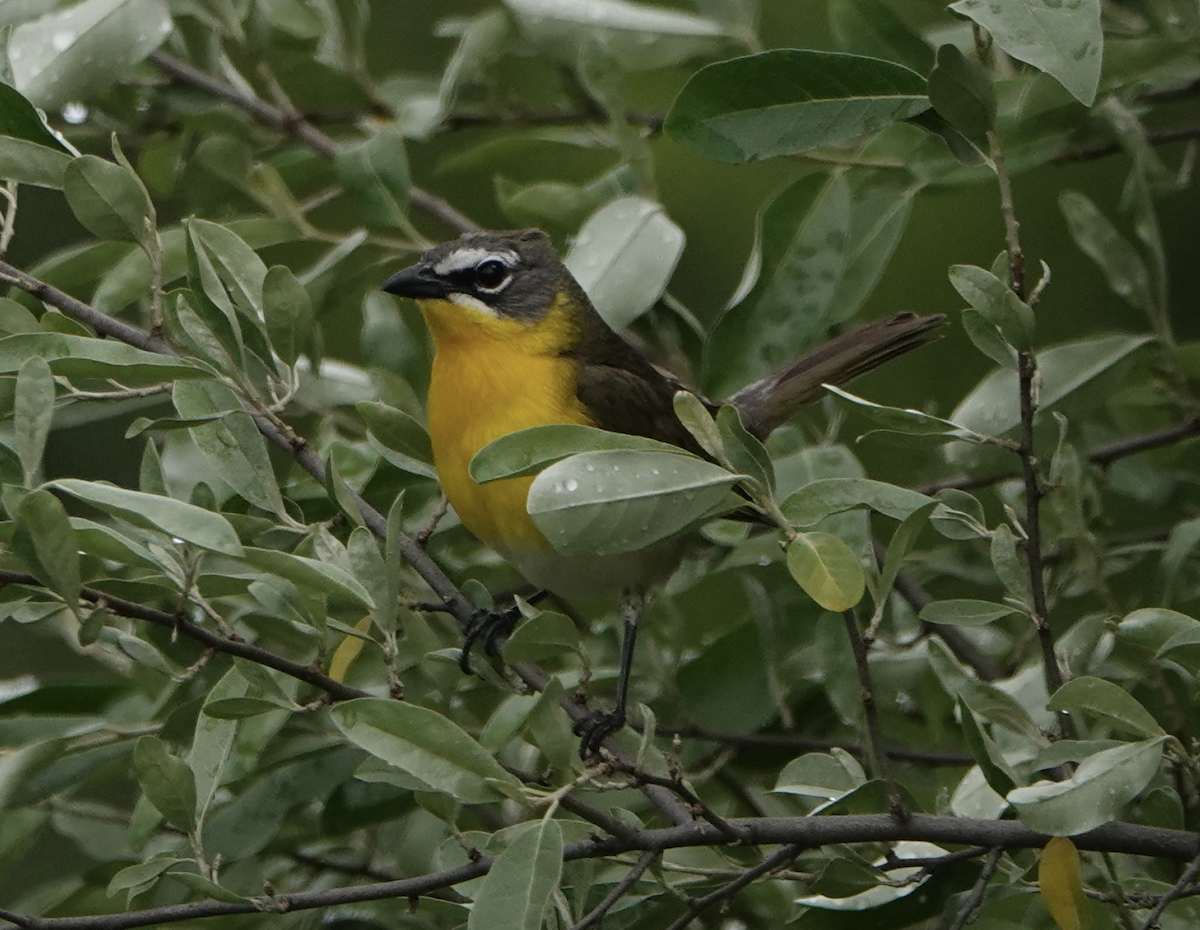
[474,259,512,294]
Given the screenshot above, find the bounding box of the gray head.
[382,228,581,322]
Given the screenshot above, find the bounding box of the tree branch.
[0,570,368,701]
[1054,124,1200,164]
[842,610,905,818]
[1137,849,1200,930]
[0,815,1196,930]
[660,725,973,766]
[148,52,478,235]
[570,849,659,930]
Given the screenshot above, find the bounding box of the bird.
[383,227,944,756]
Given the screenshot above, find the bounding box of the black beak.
[382,264,447,300]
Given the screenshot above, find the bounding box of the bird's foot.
[460,604,521,674]
[573,707,626,759]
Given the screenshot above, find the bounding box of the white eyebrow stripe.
[433,247,518,276]
[448,291,502,318]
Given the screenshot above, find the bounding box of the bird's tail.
[726,312,947,439]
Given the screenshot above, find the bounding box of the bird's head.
[383,229,591,347]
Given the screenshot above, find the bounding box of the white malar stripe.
[433,247,518,276]
[448,291,501,318]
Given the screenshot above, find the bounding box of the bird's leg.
[575,589,644,758]
[459,589,548,674]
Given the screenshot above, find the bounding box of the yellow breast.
[421,295,594,554]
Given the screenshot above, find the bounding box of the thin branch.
[946,847,1004,930]
[1054,124,1200,164]
[921,415,1200,495]
[661,725,973,766]
[570,849,659,930]
[0,570,368,701]
[613,763,751,844]
[1138,850,1200,930]
[148,52,478,235]
[662,844,801,930]
[842,611,906,819]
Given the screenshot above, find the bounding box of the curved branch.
[147,52,478,235]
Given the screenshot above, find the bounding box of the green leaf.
[470,423,691,484]
[1048,677,1166,740]
[785,531,865,612]
[826,384,982,440]
[919,600,1020,627]
[527,449,743,556]
[958,698,1017,799]
[0,135,73,188]
[665,50,930,164]
[1007,737,1168,836]
[707,174,848,395]
[870,500,936,623]
[348,526,395,634]
[927,45,996,148]
[0,81,73,152]
[12,490,80,609]
[502,610,582,664]
[190,667,248,829]
[48,479,244,556]
[241,548,374,609]
[716,405,774,497]
[1118,607,1198,653]
[782,478,936,526]
[948,0,1102,106]
[14,356,54,486]
[201,697,288,720]
[0,332,212,384]
[330,698,522,805]
[949,334,1152,443]
[829,0,934,75]
[1060,191,1155,315]
[990,524,1032,607]
[773,750,865,799]
[467,819,564,930]
[133,736,197,834]
[107,857,188,898]
[562,196,684,331]
[173,380,287,517]
[948,264,1034,350]
[960,309,1017,369]
[262,265,311,367]
[9,0,173,109]
[357,401,435,478]
[334,127,411,228]
[503,0,727,71]
[63,155,154,246]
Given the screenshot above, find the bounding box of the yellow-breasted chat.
[383,227,943,754]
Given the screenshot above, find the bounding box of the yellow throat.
[420,292,594,555]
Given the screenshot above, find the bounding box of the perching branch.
[662,843,802,930]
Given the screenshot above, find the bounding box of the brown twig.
[148,52,477,235]
[661,725,973,766]
[1138,849,1200,930]
[570,849,659,930]
[1054,124,1200,164]
[661,844,802,930]
[946,847,1004,930]
[842,611,906,820]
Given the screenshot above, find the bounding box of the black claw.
[573,708,626,759]
[459,605,521,674]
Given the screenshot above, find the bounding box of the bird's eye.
[474,259,510,291]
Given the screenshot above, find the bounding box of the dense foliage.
[2,1,1200,928]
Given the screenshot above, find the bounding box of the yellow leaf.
[1039,836,1090,930]
[329,615,373,681]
